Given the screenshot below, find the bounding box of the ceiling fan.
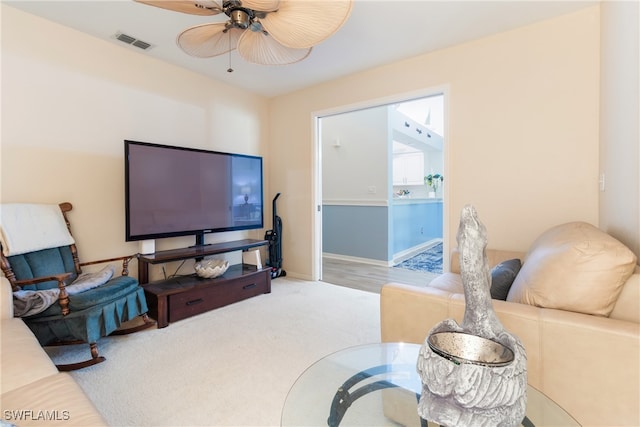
[135,0,353,69]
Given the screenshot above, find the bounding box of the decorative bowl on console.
[194,259,229,278]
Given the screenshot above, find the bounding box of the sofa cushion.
[429,258,522,298]
[490,259,521,300]
[1,373,107,426]
[0,318,58,394]
[506,222,637,316]
[426,272,463,294]
[609,271,640,323]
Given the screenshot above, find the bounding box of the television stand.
[138,239,271,328]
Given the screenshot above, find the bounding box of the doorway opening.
[315,92,448,292]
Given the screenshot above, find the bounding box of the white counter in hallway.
[393,197,443,205]
[392,199,443,256]
[322,199,443,265]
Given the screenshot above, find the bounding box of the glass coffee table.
[281,343,580,427]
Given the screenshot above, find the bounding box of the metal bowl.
[427,331,514,367]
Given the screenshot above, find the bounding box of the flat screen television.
[124,140,263,245]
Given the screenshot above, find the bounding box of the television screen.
[125,140,263,243]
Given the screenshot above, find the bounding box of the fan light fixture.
[229,8,251,29]
[135,0,353,67]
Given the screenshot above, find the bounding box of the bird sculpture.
[416,205,527,427]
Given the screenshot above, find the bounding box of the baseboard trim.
[392,238,442,265]
[322,253,393,267]
[323,238,443,268]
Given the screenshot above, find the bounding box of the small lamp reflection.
[241,186,251,204]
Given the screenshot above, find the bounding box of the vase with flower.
[425,174,443,198]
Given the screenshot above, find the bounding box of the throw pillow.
[490,259,522,300]
[66,265,116,295]
[506,222,637,316]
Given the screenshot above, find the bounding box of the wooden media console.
[138,239,271,328]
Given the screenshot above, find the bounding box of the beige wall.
[3,5,616,282]
[1,5,270,280]
[270,6,601,279]
[599,1,640,257]
[321,106,390,203]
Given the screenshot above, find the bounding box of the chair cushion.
[24,286,148,345]
[12,266,117,318]
[8,246,77,290]
[28,275,139,318]
[490,259,522,300]
[506,222,637,316]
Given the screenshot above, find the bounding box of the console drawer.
[168,270,269,323]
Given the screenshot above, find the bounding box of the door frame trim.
[311,85,451,281]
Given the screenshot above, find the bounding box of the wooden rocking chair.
[0,202,155,370]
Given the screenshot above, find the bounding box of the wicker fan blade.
[241,0,280,12]
[236,30,311,65]
[177,23,243,57]
[261,0,353,49]
[134,0,223,16]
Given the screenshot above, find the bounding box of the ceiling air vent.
[113,32,153,51]
[132,40,151,50]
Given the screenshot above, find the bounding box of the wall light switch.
[367,186,377,194]
[599,173,606,192]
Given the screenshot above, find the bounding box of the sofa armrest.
[449,248,526,273]
[1,276,13,319]
[1,373,108,426]
[380,282,455,344]
[380,281,640,426]
[539,309,640,426]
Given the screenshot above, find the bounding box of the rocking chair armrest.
[14,273,73,289]
[80,254,137,277]
[14,273,71,316]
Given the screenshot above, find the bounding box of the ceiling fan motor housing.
[225,1,256,30]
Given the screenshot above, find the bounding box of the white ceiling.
[5,0,597,98]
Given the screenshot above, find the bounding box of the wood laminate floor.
[321,257,440,294]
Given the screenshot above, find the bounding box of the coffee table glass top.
[281,343,580,427]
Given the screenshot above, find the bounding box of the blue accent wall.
[322,205,389,261]
[323,201,443,262]
[392,201,443,254]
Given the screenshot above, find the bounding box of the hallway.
[321,257,439,294]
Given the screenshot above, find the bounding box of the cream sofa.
[381,222,640,426]
[1,277,107,426]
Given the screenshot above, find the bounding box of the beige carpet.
[45,278,382,426]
